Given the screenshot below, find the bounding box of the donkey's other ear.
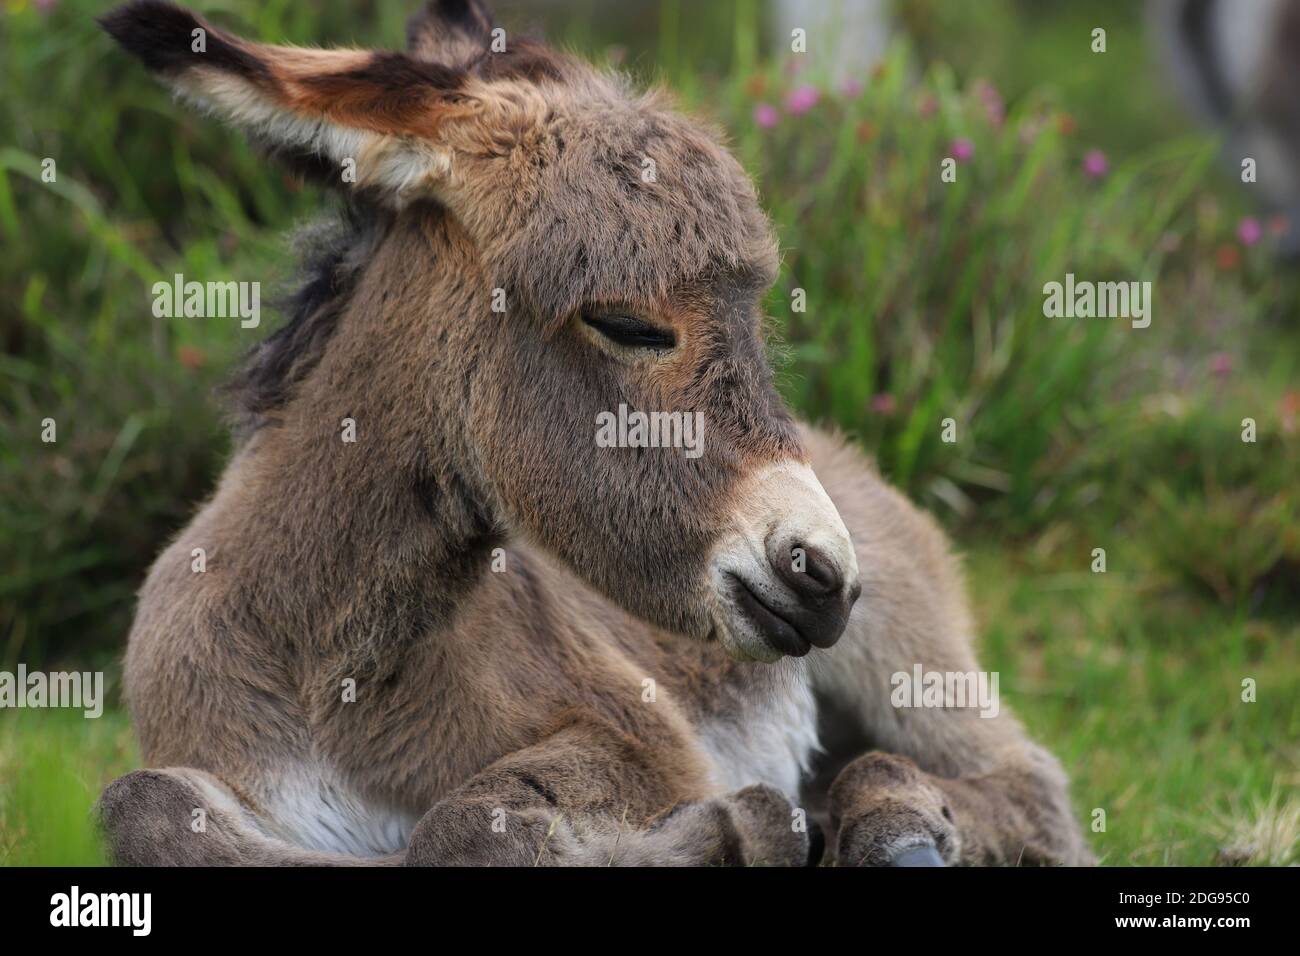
[99,0,475,204]
[407,0,495,66]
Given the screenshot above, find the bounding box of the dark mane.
[223,201,387,435]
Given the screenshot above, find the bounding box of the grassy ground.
[0,709,134,866]
[970,543,1298,866]
[2,0,1296,865]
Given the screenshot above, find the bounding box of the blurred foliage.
[901,0,1191,152]
[2,0,1298,664]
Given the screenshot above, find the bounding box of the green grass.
[2,0,1297,866]
[0,709,136,866]
[968,542,1299,866]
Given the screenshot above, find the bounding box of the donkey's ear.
[99,1,477,204]
[406,0,495,66]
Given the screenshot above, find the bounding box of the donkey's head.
[102,0,860,662]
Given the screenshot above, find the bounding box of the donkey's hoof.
[887,844,947,867]
[720,784,809,867]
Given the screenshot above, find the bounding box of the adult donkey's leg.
[406,712,808,866]
[802,427,1093,866]
[97,768,401,866]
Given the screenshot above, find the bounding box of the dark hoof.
[886,845,946,867]
[805,818,825,867]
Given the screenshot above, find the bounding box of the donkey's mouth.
[727,574,812,658]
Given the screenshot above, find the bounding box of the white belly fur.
[696,668,821,800]
[256,764,418,857]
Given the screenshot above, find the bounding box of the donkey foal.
[96,0,1093,867]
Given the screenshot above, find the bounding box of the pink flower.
[973,79,1004,127]
[839,77,864,99]
[1237,216,1262,246]
[753,103,779,129]
[870,393,897,416]
[1210,352,1233,378]
[1083,149,1109,178]
[785,85,819,115]
[951,138,974,162]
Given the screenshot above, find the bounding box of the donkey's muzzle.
[769,537,850,604]
[765,535,861,648]
[711,460,861,662]
[726,536,858,656]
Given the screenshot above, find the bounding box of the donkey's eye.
[582,312,676,350]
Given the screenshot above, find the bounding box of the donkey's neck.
[220,211,500,670]
[234,430,497,670]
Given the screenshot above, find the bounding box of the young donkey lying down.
[98,0,1092,866]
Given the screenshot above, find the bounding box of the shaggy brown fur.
[96,0,1092,867]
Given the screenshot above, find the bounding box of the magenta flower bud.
[1082,149,1109,178]
[785,85,819,115]
[1237,217,1262,246]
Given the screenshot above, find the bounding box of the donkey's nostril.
[798,544,841,593]
[767,537,844,601]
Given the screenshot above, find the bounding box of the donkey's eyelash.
[581,312,676,350]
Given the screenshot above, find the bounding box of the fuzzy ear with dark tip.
[406,0,496,66]
[99,0,479,204]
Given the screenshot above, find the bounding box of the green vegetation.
[1,0,1295,866]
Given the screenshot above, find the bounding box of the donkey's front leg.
[828,743,1092,867]
[405,711,808,866]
